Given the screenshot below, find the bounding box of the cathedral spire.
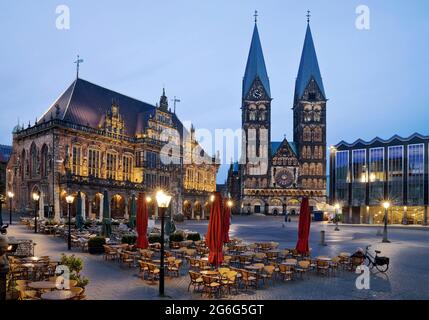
[295,21,325,101]
[243,14,270,99]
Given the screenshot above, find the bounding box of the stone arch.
[183,200,192,219]
[250,199,264,214]
[111,194,125,219]
[91,192,103,219]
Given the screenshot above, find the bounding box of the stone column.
[202,207,205,220]
[81,193,86,220]
[54,185,61,222]
[124,198,129,220]
[88,200,93,220]
[39,192,44,219]
[424,206,428,226]
[99,194,104,220]
[402,207,408,225]
[191,204,195,219]
[349,207,353,224]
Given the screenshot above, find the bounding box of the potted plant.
[187,233,201,241]
[121,235,137,245]
[60,254,89,291]
[148,234,162,244]
[87,236,106,254]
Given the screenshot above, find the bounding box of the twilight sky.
[1,0,428,183]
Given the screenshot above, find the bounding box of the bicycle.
[364,245,390,273]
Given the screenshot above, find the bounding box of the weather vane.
[254,10,258,23]
[306,10,311,23]
[74,55,84,79]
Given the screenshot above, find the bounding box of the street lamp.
[227,199,233,208]
[7,192,14,225]
[65,194,75,250]
[334,203,340,231]
[32,192,40,233]
[382,201,391,243]
[155,190,172,297]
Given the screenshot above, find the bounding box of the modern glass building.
[329,133,428,225]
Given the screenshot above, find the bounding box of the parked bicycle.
[364,245,390,273]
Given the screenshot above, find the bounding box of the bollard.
[320,230,327,246]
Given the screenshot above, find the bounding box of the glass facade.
[388,146,404,205]
[351,149,366,206]
[332,138,428,225]
[369,147,384,204]
[335,150,349,203]
[408,144,424,205]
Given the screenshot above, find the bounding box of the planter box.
[88,247,104,254]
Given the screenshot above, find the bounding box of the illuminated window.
[88,149,101,178]
[123,155,133,181]
[106,152,117,180]
[72,145,82,175]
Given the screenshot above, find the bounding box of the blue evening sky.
[1,0,428,183]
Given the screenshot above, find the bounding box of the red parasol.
[295,197,311,255]
[206,192,224,266]
[222,200,231,243]
[136,193,149,249]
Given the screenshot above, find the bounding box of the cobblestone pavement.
[6,216,429,300]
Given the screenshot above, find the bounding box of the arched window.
[313,127,322,142]
[316,163,323,175]
[309,163,316,175]
[20,149,26,178]
[302,163,309,175]
[30,143,38,177]
[303,127,312,141]
[41,144,49,178]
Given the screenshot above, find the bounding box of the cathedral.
[227,15,327,215]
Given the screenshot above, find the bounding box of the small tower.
[241,12,272,189]
[293,14,327,191]
[159,88,169,112]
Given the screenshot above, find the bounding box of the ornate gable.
[272,139,299,167]
[244,77,271,102]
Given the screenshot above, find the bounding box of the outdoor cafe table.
[41,290,75,300]
[28,281,57,290]
[316,256,332,262]
[245,265,264,272]
[200,270,219,276]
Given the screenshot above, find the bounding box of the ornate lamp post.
[32,192,40,233]
[65,194,75,250]
[382,201,391,243]
[155,190,171,296]
[334,203,340,231]
[7,192,14,225]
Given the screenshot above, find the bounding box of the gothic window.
[123,155,133,181]
[72,145,82,176]
[259,111,266,121]
[30,143,38,177]
[302,147,307,159]
[135,150,144,167]
[41,144,49,178]
[304,110,312,122]
[313,109,321,122]
[88,149,101,178]
[21,149,26,178]
[313,127,323,142]
[316,163,323,175]
[309,163,316,176]
[302,163,309,175]
[249,111,256,121]
[106,152,117,180]
[303,127,312,142]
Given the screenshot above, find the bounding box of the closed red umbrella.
[206,192,224,266]
[296,197,311,255]
[222,200,231,243]
[136,193,149,249]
